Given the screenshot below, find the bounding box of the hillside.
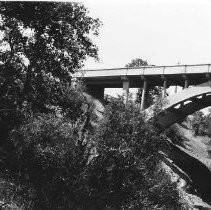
[166,122,211,209]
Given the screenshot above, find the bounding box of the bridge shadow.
[162,139,211,204]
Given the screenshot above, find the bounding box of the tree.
[0,1,101,164]
[125,58,162,107]
[204,109,211,137]
[125,58,148,68]
[0,3,101,207]
[0,2,101,114]
[188,109,211,137]
[190,111,207,136]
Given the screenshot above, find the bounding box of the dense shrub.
[5,97,184,209]
[86,98,182,209]
[9,99,95,209]
[189,111,207,136]
[187,110,211,137]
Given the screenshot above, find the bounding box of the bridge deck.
[75,64,211,88]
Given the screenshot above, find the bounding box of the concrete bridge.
[147,81,211,130]
[75,64,211,130]
[76,64,211,203]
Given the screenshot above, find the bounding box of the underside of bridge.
[87,80,211,129]
[84,72,210,88]
[77,64,211,110]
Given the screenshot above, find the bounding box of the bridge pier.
[205,73,211,81]
[121,76,130,105]
[162,79,167,98]
[182,75,189,89]
[184,79,189,89]
[141,77,147,110]
[175,86,177,93]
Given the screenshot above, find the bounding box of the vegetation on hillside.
[88,98,183,209]
[189,110,211,137]
[0,2,185,209]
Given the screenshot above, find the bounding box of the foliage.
[0,1,101,115]
[87,97,182,209]
[187,109,211,137]
[0,2,101,209]
[0,1,100,176]
[125,58,162,107]
[136,85,163,106]
[164,124,188,146]
[4,97,183,209]
[125,58,148,68]
[0,3,184,210]
[0,85,93,209]
[0,2,101,73]
[189,111,208,136]
[0,172,34,209]
[9,106,94,209]
[202,109,211,137]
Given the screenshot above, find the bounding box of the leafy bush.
[10,111,93,209]
[6,97,184,209]
[86,98,183,209]
[189,111,207,136]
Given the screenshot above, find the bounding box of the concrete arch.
[155,81,211,130]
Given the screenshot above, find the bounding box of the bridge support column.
[161,75,167,98]
[141,77,147,110]
[184,79,189,89]
[182,75,189,89]
[162,79,167,98]
[175,86,177,93]
[121,76,130,105]
[205,73,211,82]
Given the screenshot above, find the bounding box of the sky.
[77,0,211,98]
[79,0,211,69]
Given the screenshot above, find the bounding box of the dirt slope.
[169,123,211,209]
